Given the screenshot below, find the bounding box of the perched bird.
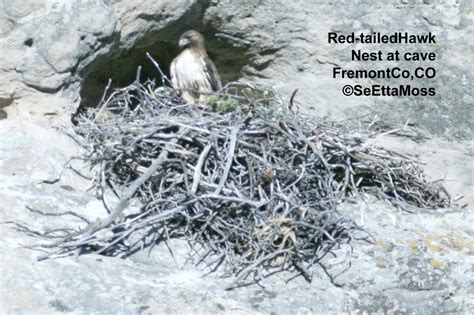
[170,30,222,103]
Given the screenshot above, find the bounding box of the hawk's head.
[178,30,206,50]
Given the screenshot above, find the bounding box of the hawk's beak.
[179,38,190,49]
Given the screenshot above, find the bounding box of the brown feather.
[170,30,222,103]
[204,55,222,92]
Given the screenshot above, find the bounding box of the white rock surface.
[0,0,473,314]
[206,0,474,139]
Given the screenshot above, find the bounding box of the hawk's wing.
[203,56,222,92]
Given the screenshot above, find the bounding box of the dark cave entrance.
[75,30,252,117]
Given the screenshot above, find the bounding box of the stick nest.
[19,66,451,289]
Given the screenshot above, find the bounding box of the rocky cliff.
[1,0,473,314]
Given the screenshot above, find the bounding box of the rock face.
[0,0,202,108]
[0,0,473,314]
[205,0,474,140]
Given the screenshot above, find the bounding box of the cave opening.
[74,29,252,119]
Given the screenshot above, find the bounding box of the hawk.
[170,30,222,103]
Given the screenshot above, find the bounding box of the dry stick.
[93,210,178,255]
[191,143,213,193]
[146,52,173,87]
[289,89,298,111]
[81,127,189,239]
[25,206,90,224]
[286,121,331,171]
[214,125,240,195]
[90,79,113,125]
[226,248,293,290]
[28,77,451,286]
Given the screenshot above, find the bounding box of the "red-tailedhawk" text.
[328,32,436,44]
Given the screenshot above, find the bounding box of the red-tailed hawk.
[170,30,222,103]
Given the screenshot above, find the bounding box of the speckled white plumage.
[170,30,222,103]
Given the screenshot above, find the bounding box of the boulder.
[205,0,474,139]
[0,0,473,314]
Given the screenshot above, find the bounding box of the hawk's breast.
[173,50,211,91]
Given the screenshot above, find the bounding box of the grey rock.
[0,0,473,314]
[205,0,474,140]
[2,0,470,139]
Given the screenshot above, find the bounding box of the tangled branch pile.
[23,66,451,288]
